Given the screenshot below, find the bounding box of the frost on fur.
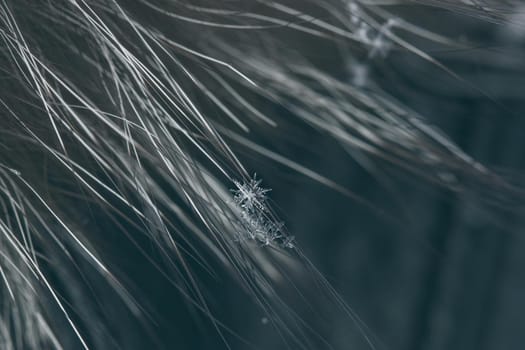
[232,175,294,248]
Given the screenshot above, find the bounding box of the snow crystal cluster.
[231,176,295,249]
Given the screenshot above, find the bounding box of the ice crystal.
[231,175,294,249]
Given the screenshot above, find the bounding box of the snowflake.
[231,174,295,249]
[231,174,271,212]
